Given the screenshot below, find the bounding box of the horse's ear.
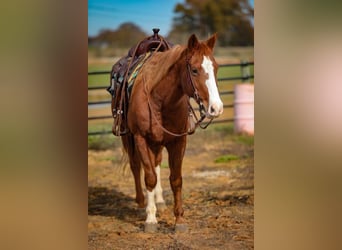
[188,34,199,51]
[206,33,217,50]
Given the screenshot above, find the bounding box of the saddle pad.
[127,52,151,98]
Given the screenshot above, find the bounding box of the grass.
[97,155,118,162]
[214,46,254,61]
[160,162,169,169]
[88,122,112,136]
[88,64,113,72]
[234,134,254,146]
[212,123,235,134]
[218,65,254,80]
[88,133,121,150]
[214,154,240,163]
[88,64,112,88]
[207,124,254,147]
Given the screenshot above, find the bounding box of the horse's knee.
[170,175,182,189]
[145,172,157,192]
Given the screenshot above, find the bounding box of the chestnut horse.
[121,34,223,232]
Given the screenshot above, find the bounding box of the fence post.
[240,60,250,82]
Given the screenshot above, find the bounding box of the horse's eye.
[191,68,199,75]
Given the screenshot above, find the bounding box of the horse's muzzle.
[207,101,224,118]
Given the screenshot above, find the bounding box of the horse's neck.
[151,57,188,111]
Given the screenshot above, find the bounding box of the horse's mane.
[140,45,186,89]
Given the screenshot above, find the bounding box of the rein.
[144,55,213,137]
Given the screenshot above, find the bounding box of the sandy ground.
[88,128,254,249]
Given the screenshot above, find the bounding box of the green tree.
[89,22,147,49]
[169,0,253,46]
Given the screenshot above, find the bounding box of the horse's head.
[184,34,223,119]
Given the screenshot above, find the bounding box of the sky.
[88,0,254,37]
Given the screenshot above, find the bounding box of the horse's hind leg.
[129,153,145,209]
[122,134,144,208]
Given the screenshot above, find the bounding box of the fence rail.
[88,61,253,136]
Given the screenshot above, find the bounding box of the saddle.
[107,28,173,136]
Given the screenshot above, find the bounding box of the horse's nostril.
[210,106,215,114]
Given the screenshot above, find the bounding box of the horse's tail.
[119,133,135,176]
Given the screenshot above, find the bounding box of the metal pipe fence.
[88,61,253,136]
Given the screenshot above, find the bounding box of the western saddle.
[107,28,173,136]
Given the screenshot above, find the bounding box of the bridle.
[145,52,214,137]
[185,56,214,130]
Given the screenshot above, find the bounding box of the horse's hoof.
[156,202,167,212]
[175,223,188,233]
[144,222,158,233]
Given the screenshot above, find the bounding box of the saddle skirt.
[108,52,151,100]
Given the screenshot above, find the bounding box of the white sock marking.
[155,165,165,204]
[146,189,157,224]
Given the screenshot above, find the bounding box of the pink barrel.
[234,84,254,135]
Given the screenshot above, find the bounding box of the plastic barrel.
[234,84,254,135]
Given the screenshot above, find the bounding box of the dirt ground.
[88,127,254,249]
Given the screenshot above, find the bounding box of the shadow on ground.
[88,186,138,218]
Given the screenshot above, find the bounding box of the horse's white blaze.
[155,165,165,204]
[146,189,157,224]
[201,56,223,117]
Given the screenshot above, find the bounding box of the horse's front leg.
[154,149,167,212]
[134,134,159,232]
[166,136,188,232]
